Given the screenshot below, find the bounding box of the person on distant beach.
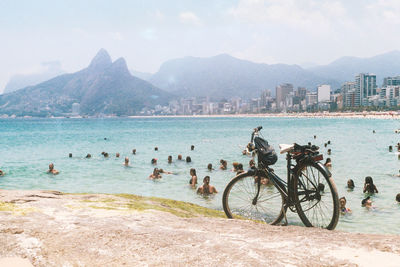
[189,168,197,188]
[324,158,332,170]
[69,153,72,158]
[396,193,400,203]
[116,153,120,158]
[159,168,173,175]
[197,176,218,195]
[151,158,157,165]
[347,179,355,190]
[232,162,239,172]
[339,197,351,214]
[168,155,173,164]
[149,168,161,179]
[237,163,244,175]
[0,169,4,176]
[47,163,59,175]
[361,196,372,208]
[186,156,192,163]
[178,154,183,161]
[363,176,378,194]
[154,147,158,151]
[124,157,130,166]
[132,149,136,155]
[86,153,91,158]
[207,163,214,171]
[220,159,227,170]
[191,145,195,151]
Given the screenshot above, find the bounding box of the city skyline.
[1,0,400,93]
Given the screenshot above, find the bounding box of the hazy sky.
[1,0,400,93]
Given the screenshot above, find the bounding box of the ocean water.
[0,117,399,234]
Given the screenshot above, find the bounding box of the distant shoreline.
[1,111,399,120]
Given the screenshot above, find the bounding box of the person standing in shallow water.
[189,168,197,188]
[47,163,59,175]
[124,157,130,166]
[197,176,218,195]
[363,176,378,194]
[168,155,172,164]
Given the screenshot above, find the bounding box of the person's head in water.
[389,145,393,152]
[308,142,311,146]
[124,157,129,166]
[191,145,195,151]
[361,196,372,207]
[327,149,331,155]
[232,162,239,171]
[203,176,210,185]
[49,163,54,171]
[101,151,105,155]
[104,153,109,158]
[69,153,72,158]
[347,179,355,189]
[396,193,400,203]
[237,163,243,171]
[86,153,91,158]
[207,163,213,171]
[339,197,347,209]
[314,135,316,139]
[324,158,332,166]
[154,147,158,151]
[0,169,4,176]
[327,140,331,145]
[190,168,196,176]
[116,153,120,158]
[178,154,182,160]
[151,158,157,164]
[132,149,136,154]
[249,159,255,168]
[186,156,191,163]
[168,155,172,164]
[324,143,327,147]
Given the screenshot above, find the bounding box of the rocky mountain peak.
[88,49,112,70]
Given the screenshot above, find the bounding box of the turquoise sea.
[0,117,399,234]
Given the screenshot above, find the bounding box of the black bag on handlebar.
[254,137,277,166]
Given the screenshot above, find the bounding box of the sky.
[1,0,400,93]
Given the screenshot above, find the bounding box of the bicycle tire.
[222,171,285,225]
[293,161,339,230]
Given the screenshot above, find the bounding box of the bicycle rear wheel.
[222,171,284,224]
[293,162,339,230]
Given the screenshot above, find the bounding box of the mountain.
[0,49,172,116]
[308,50,400,86]
[3,61,65,94]
[149,54,340,99]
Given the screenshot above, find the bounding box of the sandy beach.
[1,190,400,266]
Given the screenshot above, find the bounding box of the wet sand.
[1,190,400,266]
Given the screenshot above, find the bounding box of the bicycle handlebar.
[250,126,263,142]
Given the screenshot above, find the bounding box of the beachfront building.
[276,83,293,111]
[383,76,400,87]
[355,73,377,106]
[317,85,331,103]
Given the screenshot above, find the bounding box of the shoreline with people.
[1,189,400,266]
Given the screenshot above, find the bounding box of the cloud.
[141,28,157,40]
[109,31,124,41]
[179,11,202,26]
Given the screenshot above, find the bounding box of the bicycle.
[222,126,339,230]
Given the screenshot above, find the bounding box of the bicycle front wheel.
[222,171,284,224]
[293,162,339,230]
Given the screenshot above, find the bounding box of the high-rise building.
[383,76,400,87]
[317,85,331,102]
[275,83,293,110]
[355,73,377,104]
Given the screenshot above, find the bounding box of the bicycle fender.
[316,162,331,177]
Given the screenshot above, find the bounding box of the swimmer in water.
[47,163,59,175]
[236,163,244,175]
[178,154,183,161]
[189,168,197,188]
[232,162,239,172]
[168,155,172,164]
[327,149,331,155]
[396,193,400,203]
[69,153,72,158]
[151,158,157,165]
[154,147,158,151]
[132,149,136,155]
[149,168,162,179]
[220,159,227,170]
[207,163,214,171]
[347,179,355,190]
[324,158,332,169]
[124,157,130,166]
[0,169,4,176]
[191,145,195,151]
[116,153,120,158]
[86,154,91,158]
[104,152,109,158]
[186,156,192,163]
[361,196,372,208]
[249,159,256,169]
[363,176,378,194]
[339,197,351,214]
[197,176,218,195]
